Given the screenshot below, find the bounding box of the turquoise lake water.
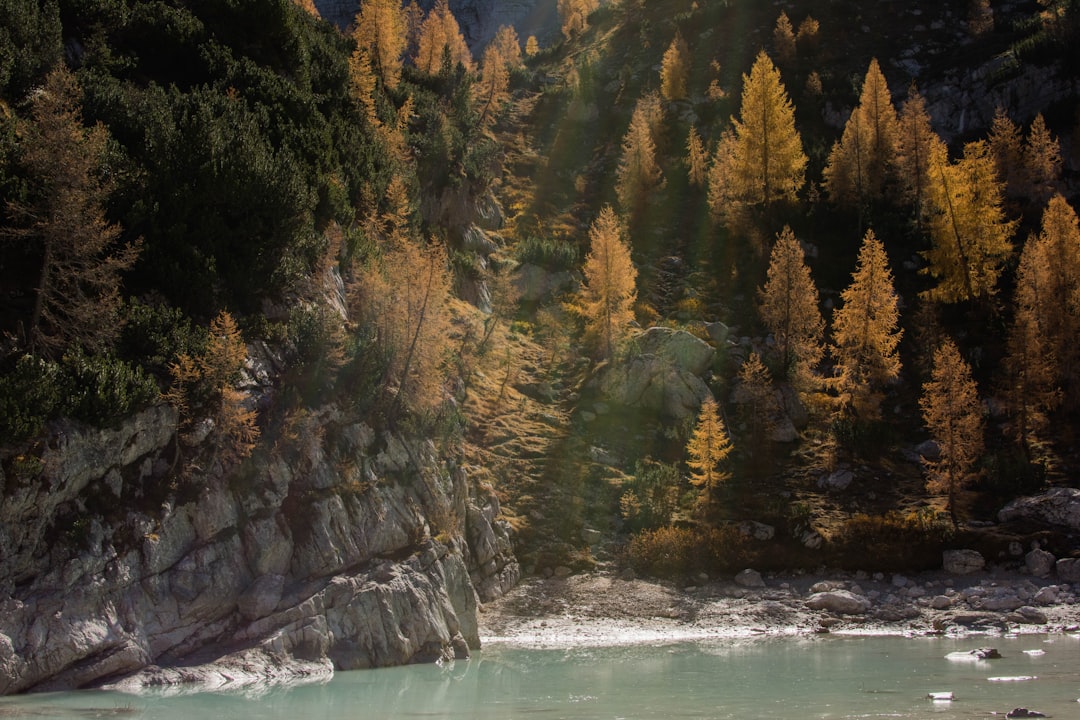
[2,634,1078,719]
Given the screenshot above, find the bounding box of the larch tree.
[525,35,540,57]
[558,0,598,40]
[166,310,259,465]
[353,0,407,90]
[733,351,776,459]
[580,206,638,358]
[1020,194,1080,409]
[348,45,380,125]
[4,66,140,359]
[414,0,473,75]
[796,15,820,54]
[685,126,708,188]
[616,96,664,215]
[922,140,1016,304]
[1003,231,1060,455]
[353,236,453,416]
[773,11,796,64]
[894,83,945,224]
[660,31,690,101]
[706,127,738,222]
[1023,114,1063,206]
[686,395,733,511]
[968,0,994,36]
[920,339,984,528]
[758,225,824,395]
[403,0,424,57]
[476,43,511,127]
[726,51,807,207]
[987,106,1025,201]
[491,25,523,70]
[831,229,902,421]
[822,58,897,209]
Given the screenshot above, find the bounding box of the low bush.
[515,236,579,271]
[831,510,954,571]
[626,525,755,577]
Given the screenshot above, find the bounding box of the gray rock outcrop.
[0,404,518,695]
[999,487,1080,531]
[590,327,715,420]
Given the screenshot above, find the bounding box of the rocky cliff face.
[0,400,518,694]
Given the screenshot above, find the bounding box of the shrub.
[626,525,754,577]
[515,236,579,271]
[63,350,161,427]
[832,510,954,570]
[0,354,66,443]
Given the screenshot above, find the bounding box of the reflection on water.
[2,634,1078,719]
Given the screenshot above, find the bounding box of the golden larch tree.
[1003,230,1061,455]
[923,140,1016,304]
[685,125,708,187]
[414,0,473,75]
[1021,195,1080,409]
[706,127,738,222]
[832,229,902,421]
[660,31,690,101]
[726,50,807,207]
[987,106,1025,201]
[686,395,733,510]
[894,83,946,223]
[796,15,820,53]
[353,236,453,415]
[758,225,824,395]
[558,0,598,40]
[353,0,408,89]
[476,43,511,126]
[5,66,140,359]
[773,11,796,64]
[491,25,523,70]
[1023,113,1063,205]
[580,206,638,358]
[920,338,984,528]
[525,35,540,57]
[616,96,664,215]
[822,58,897,208]
[348,46,380,125]
[166,310,259,464]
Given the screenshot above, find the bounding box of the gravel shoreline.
[478,567,1080,648]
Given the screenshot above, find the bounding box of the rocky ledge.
[0,403,519,695]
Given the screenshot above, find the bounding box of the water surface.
[3,634,1078,719]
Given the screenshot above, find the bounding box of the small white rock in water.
[988,675,1038,682]
[946,647,1001,661]
[1022,649,1046,656]
[927,691,954,701]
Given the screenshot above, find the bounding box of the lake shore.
[478,567,1080,648]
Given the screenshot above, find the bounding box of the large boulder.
[805,590,871,615]
[634,327,716,376]
[943,549,986,575]
[1025,548,1056,578]
[998,487,1080,531]
[1055,558,1080,582]
[592,328,716,420]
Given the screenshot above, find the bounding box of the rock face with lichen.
[0,402,517,695]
